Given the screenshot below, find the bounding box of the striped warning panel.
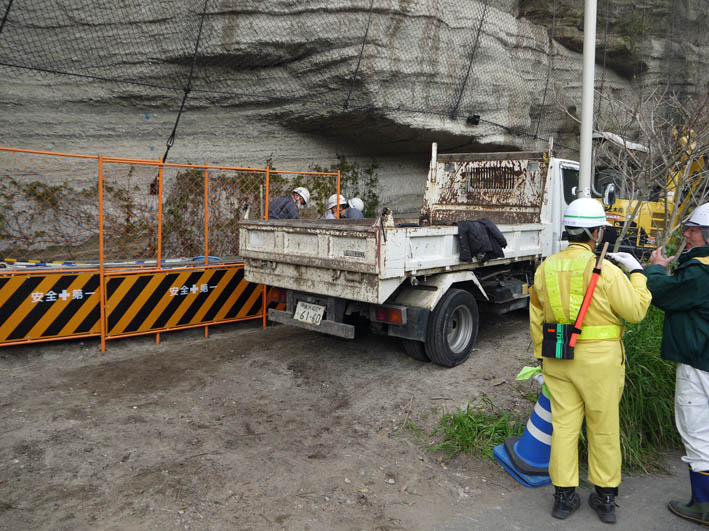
[266,287,287,312]
[105,266,263,336]
[0,272,101,342]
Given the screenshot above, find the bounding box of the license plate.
[294,301,325,326]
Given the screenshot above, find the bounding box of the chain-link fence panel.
[157,165,269,262]
[101,160,160,264]
[0,149,101,263]
[158,165,207,260]
[207,168,266,260]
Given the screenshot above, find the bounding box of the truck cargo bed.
[239,218,544,304]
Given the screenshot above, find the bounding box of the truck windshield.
[562,167,579,204]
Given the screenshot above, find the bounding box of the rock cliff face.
[0,0,705,212]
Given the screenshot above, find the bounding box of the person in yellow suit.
[529,198,652,524]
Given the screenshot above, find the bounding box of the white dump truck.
[239,143,585,367]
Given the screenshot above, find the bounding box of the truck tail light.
[270,287,287,304]
[373,306,405,325]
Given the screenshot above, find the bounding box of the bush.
[307,155,381,217]
[431,395,527,460]
[618,305,681,471]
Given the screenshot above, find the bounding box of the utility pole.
[578,0,597,198]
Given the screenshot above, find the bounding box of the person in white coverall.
[643,202,709,527]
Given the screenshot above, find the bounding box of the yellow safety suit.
[529,243,651,488]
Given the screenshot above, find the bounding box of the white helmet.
[292,187,310,206]
[685,202,709,227]
[348,197,364,211]
[563,198,611,228]
[327,194,347,210]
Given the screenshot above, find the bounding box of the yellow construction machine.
[592,131,706,256]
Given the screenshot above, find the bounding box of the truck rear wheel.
[425,289,479,367]
[402,339,430,362]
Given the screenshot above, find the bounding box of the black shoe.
[552,487,581,520]
[589,487,618,524]
[667,500,709,527]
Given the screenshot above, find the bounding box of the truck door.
[552,161,580,253]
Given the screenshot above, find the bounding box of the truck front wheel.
[425,289,479,367]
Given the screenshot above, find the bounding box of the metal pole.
[262,167,269,328]
[156,162,164,345]
[264,166,270,220]
[204,164,209,339]
[336,170,341,218]
[204,164,209,267]
[578,0,598,198]
[98,156,106,353]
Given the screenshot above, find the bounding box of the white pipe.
[430,142,438,180]
[578,0,597,198]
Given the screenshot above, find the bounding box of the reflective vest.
[543,251,621,341]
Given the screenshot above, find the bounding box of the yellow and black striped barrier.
[105,266,263,336]
[0,265,275,345]
[0,272,101,342]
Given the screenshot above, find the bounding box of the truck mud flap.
[268,309,355,339]
[387,307,429,342]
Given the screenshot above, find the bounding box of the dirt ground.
[1,310,546,530]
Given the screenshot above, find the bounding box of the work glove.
[607,252,642,273]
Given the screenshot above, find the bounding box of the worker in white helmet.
[346,197,365,218]
[268,187,310,219]
[530,198,651,523]
[640,202,709,526]
[320,194,348,219]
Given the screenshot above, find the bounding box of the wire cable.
[449,0,489,120]
[0,0,14,38]
[343,0,374,111]
[161,0,211,166]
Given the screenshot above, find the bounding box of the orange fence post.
[264,165,270,220]
[98,156,107,353]
[157,161,164,268]
[204,164,209,266]
[336,169,341,218]
[156,161,164,345]
[204,163,209,338]
[263,166,271,326]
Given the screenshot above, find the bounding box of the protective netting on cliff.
[0,0,706,150]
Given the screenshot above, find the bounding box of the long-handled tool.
[569,241,609,347]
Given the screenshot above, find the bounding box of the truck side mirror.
[603,183,616,207]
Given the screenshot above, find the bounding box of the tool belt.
[541,322,577,360]
[541,323,622,360]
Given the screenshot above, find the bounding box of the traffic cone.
[493,387,552,487]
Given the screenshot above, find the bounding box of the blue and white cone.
[493,386,552,487]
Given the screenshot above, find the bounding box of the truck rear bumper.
[268,309,356,339]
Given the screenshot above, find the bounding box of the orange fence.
[0,146,340,350]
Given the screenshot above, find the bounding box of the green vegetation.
[431,395,527,460]
[161,167,263,257]
[1,154,381,260]
[431,306,680,472]
[618,305,680,471]
[617,12,645,53]
[308,154,381,217]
